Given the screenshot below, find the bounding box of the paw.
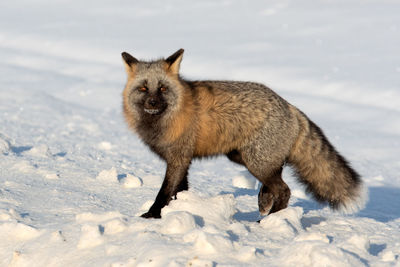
[140,211,161,219]
[258,194,274,216]
[258,185,274,216]
[269,186,290,214]
[258,182,291,215]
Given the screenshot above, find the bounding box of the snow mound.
[76,212,128,238]
[192,231,234,254]
[232,171,257,189]
[98,141,113,150]
[260,207,304,238]
[0,221,41,241]
[161,211,197,234]
[119,174,143,188]
[341,234,371,254]
[162,191,236,225]
[104,218,128,235]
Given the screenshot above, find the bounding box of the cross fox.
[121,49,366,219]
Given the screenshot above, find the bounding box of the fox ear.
[165,48,184,75]
[121,52,138,75]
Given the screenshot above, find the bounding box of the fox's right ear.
[121,52,138,75]
[165,48,184,75]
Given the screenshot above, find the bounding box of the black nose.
[148,98,157,107]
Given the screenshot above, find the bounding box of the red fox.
[121,49,366,219]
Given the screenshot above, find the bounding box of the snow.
[119,174,143,189]
[1,0,400,266]
[232,171,258,190]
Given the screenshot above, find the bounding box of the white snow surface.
[1,0,400,266]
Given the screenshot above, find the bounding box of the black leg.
[175,173,189,197]
[141,160,191,219]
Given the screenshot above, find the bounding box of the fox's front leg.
[141,159,191,219]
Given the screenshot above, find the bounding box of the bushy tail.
[288,111,367,213]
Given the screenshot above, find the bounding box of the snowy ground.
[1,0,400,266]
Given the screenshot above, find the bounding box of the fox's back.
[188,80,296,157]
[189,80,289,114]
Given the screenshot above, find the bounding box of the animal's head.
[121,49,185,121]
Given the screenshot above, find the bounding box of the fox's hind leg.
[239,144,291,215]
[257,167,291,215]
[227,149,291,215]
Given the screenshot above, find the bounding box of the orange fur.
[193,86,266,156]
[122,74,137,131]
[162,89,195,145]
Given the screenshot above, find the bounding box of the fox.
[121,48,366,219]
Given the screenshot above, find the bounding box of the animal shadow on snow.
[223,185,400,224]
[220,187,261,222]
[225,186,324,222]
[358,186,400,223]
[292,186,400,223]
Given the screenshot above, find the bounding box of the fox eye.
[138,86,148,92]
[159,87,167,92]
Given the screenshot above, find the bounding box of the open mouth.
[144,108,161,115]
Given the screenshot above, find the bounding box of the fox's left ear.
[165,48,184,75]
[121,52,138,76]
